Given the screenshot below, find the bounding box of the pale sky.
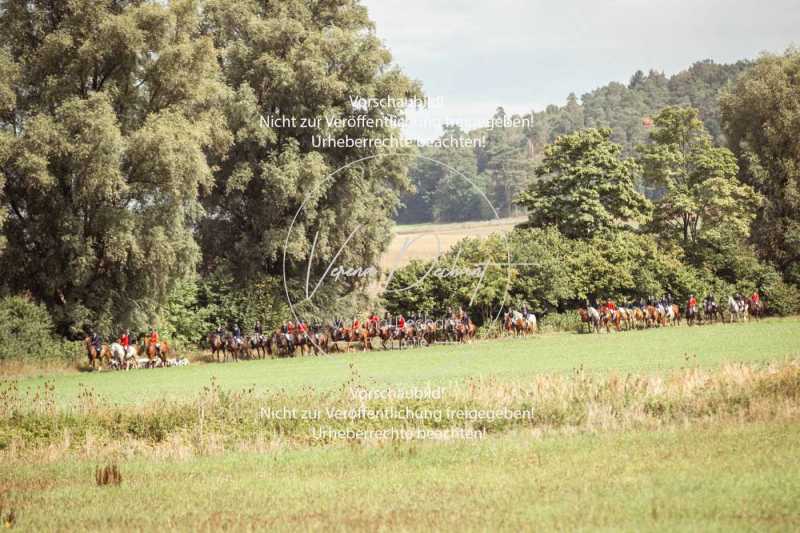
[362,0,799,140]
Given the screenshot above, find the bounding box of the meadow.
[1,318,799,530]
[382,216,526,270]
[8,317,800,406]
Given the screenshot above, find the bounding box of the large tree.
[0,0,229,335]
[517,128,651,239]
[199,0,422,291]
[721,50,800,284]
[638,107,761,251]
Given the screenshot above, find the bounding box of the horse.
[668,304,681,326]
[248,333,269,359]
[422,321,438,346]
[142,339,169,368]
[577,307,601,333]
[223,335,242,362]
[455,321,476,343]
[393,324,416,349]
[443,318,458,343]
[632,307,646,329]
[308,328,329,355]
[703,300,723,324]
[616,308,631,331]
[599,305,621,333]
[208,332,225,362]
[524,313,537,335]
[749,297,764,321]
[685,304,698,326]
[728,296,748,323]
[84,338,111,371]
[378,325,394,350]
[271,330,293,357]
[109,342,138,370]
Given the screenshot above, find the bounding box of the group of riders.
[207,307,477,360]
[85,289,764,368]
[580,290,763,332]
[85,327,166,370]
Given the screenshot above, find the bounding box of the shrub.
[540,312,583,332]
[0,295,78,362]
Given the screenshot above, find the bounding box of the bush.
[763,279,800,316]
[0,295,79,362]
[540,312,583,333]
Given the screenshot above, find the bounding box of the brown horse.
[577,307,601,333]
[632,307,645,329]
[599,305,621,333]
[142,339,169,367]
[669,304,681,326]
[222,335,242,362]
[422,322,438,346]
[208,333,225,362]
[84,338,111,370]
[749,297,764,321]
[685,304,699,326]
[351,326,371,351]
[455,321,476,343]
[644,305,662,328]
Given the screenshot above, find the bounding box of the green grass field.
[2,318,799,531]
[2,420,798,530]
[10,317,800,406]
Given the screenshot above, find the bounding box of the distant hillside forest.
[397,60,751,224]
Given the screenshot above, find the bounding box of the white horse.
[525,312,538,334]
[728,296,748,323]
[110,343,139,370]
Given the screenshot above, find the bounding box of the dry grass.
[2,359,799,465]
[382,216,525,270]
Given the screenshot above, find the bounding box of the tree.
[479,107,534,217]
[199,0,423,290]
[398,126,489,224]
[638,107,761,251]
[517,128,651,239]
[0,0,229,335]
[721,49,800,284]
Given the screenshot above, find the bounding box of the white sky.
[362,0,799,140]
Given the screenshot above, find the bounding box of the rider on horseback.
[90,328,102,354]
[120,329,129,352]
[233,323,243,346]
[605,298,618,320]
[254,320,263,342]
[688,294,697,311]
[149,328,160,357]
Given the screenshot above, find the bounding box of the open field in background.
[2,420,799,530]
[7,317,799,406]
[382,216,526,269]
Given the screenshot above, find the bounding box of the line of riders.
[578,291,764,333]
[207,307,480,361]
[84,327,175,370]
[82,291,763,369]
